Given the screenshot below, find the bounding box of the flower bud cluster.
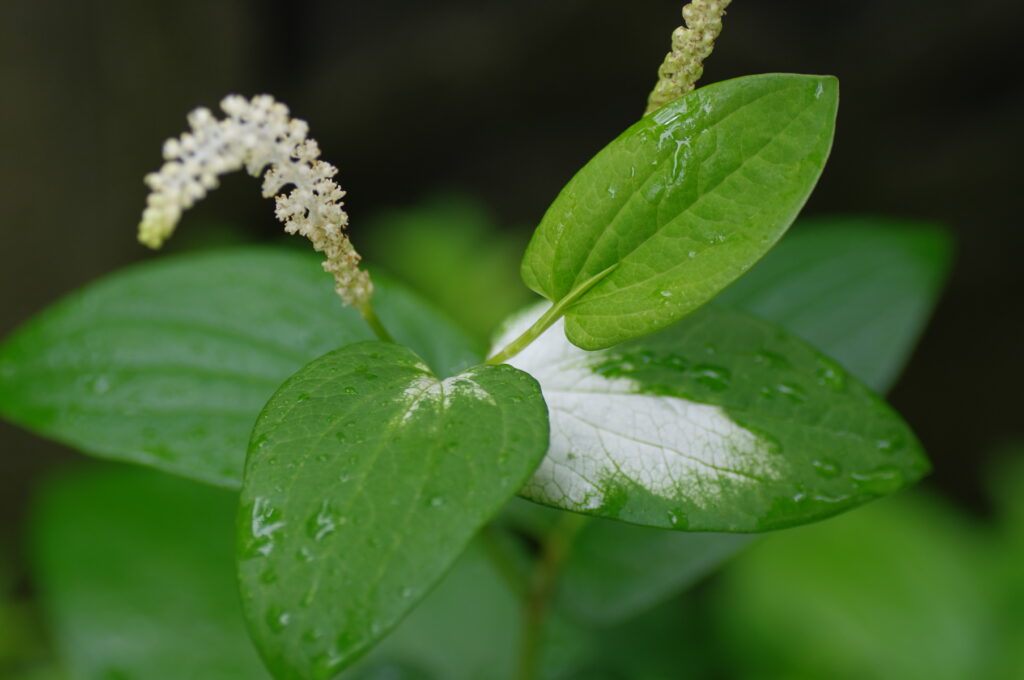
[138,94,371,308]
[646,0,731,114]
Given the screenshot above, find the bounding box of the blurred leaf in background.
[708,477,1023,679]
[363,194,534,343]
[0,548,63,679]
[27,464,591,680]
[987,444,1024,678]
[719,216,952,393]
[30,465,272,680]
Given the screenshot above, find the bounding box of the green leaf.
[719,217,952,393]
[0,247,480,488]
[351,541,518,679]
[29,464,271,680]
[492,304,926,531]
[711,492,999,679]
[521,74,838,349]
[237,342,548,679]
[558,520,749,625]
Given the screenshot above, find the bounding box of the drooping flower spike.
[646,0,732,115]
[138,95,372,309]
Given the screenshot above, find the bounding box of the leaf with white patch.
[237,341,548,679]
[493,304,927,532]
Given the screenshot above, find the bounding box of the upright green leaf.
[29,465,271,680]
[719,217,952,392]
[237,342,548,679]
[0,247,480,488]
[521,74,838,349]
[493,304,926,531]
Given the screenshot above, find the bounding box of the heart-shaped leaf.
[521,73,838,349]
[492,304,927,532]
[237,342,548,678]
[0,247,480,488]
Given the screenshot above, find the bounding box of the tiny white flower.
[138,94,372,309]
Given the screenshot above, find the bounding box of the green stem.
[479,524,529,598]
[515,512,590,680]
[358,300,395,343]
[486,264,617,366]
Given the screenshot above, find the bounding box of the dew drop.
[815,357,846,391]
[266,606,292,633]
[90,375,111,394]
[401,587,414,598]
[311,649,345,676]
[691,364,731,391]
[245,498,285,558]
[306,500,337,542]
[688,250,697,258]
[775,382,807,403]
[811,458,841,478]
[850,466,905,495]
[296,393,311,402]
[301,584,317,607]
[343,386,357,395]
[755,351,792,370]
[429,496,446,508]
[875,435,905,454]
[660,290,672,298]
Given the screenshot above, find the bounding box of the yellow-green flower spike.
[645,0,732,115]
[137,95,372,309]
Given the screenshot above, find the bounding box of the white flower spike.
[138,94,372,309]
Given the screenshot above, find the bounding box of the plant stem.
[486,264,618,366]
[479,524,528,598]
[515,511,589,680]
[358,300,395,343]
[485,301,564,366]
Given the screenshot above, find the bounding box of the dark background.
[2,0,1022,556]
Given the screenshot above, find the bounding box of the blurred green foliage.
[9,197,1015,679]
[708,445,1024,679]
[363,195,534,344]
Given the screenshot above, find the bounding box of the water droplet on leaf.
[812,458,841,478]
